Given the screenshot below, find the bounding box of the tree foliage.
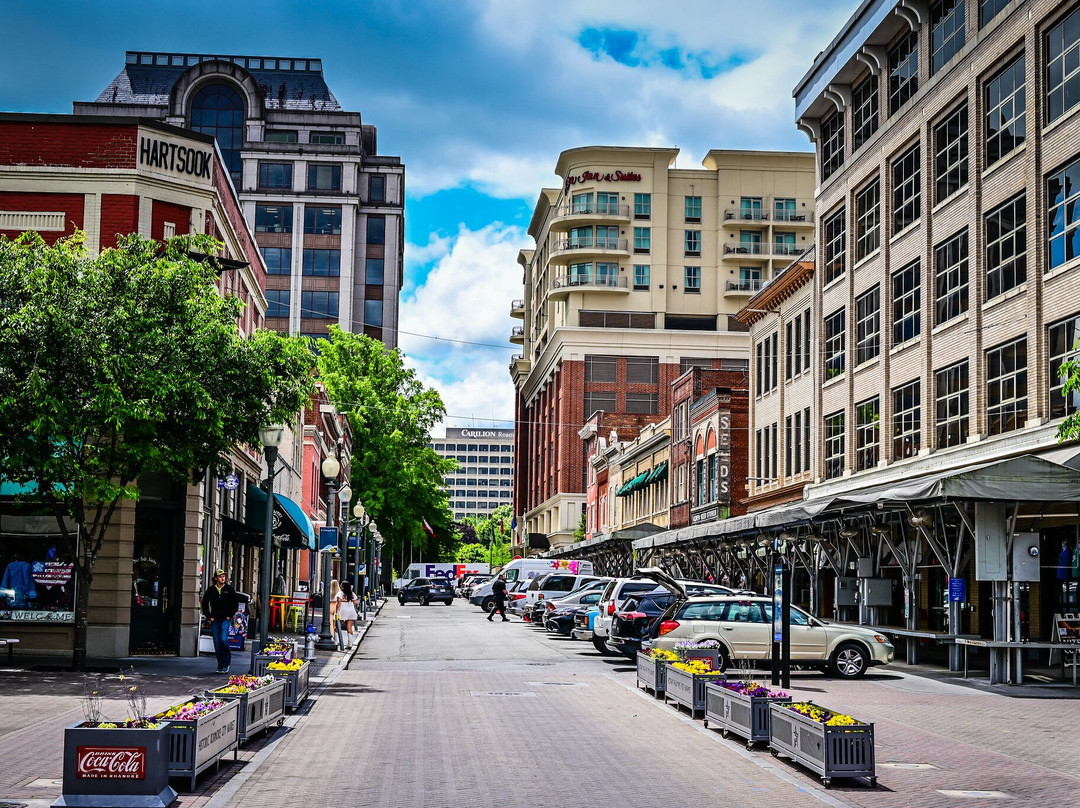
[316,328,457,580]
[0,232,315,668]
[456,504,513,566]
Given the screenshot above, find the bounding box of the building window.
[980,0,1009,26]
[585,355,617,383]
[265,129,298,143]
[986,337,1027,435]
[300,290,339,319]
[784,309,811,379]
[930,0,966,75]
[824,208,846,283]
[855,287,881,366]
[888,30,919,114]
[189,82,244,182]
[855,178,881,261]
[307,164,342,191]
[986,54,1026,167]
[369,174,386,202]
[935,360,969,448]
[685,196,702,222]
[1049,315,1080,419]
[855,397,880,471]
[892,259,921,345]
[633,264,650,289]
[255,204,292,233]
[596,192,619,215]
[985,192,1026,299]
[583,391,616,417]
[634,193,651,218]
[852,72,879,150]
[258,162,292,190]
[892,144,921,232]
[625,393,658,414]
[821,110,844,181]
[572,192,593,214]
[824,308,845,379]
[684,230,701,255]
[365,258,384,285]
[364,298,383,327]
[265,289,290,318]
[596,226,618,249]
[892,380,921,459]
[774,198,798,222]
[756,332,779,395]
[775,231,797,255]
[934,103,968,202]
[261,246,292,275]
[823,411,845,480]
[302,248,341,276]
[304,206,342,235]
[684,266,701,292]
[935,229,969,325]
[569,226,593,249]
[633,227,650,252]
[1047,6,1080,123]
[309,131,345,145]
[367,215,386,244]
[740,197,763,220]
[1048,156,1080,270]
[625,356,659,384]
[787,412,809,477]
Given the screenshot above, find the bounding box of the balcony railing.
[726,279,763,292]
[772,243,804,257]
[511,298,525,310]
[510,325,524,341]
[553,201,630,219]
[773,209,814,223]
[552,272,629,291]
[551,236,629,253]
[723,242,766,256]
[724,209,769,222]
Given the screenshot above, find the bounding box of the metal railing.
[551,236,629,253]
[552,273,629,290]
[772,243,804,256]
[553,202,630,218]
[724,209,769,222]
[773,209,814,223]
[510,326,524,338]
[723,242,767,255]
[726,279,763,292]
[511,298,525,310]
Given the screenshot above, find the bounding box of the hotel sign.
[565,169,642,189]
[138,128,214,185]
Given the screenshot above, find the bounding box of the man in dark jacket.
[201,569,239,673]
[487,573,509,622]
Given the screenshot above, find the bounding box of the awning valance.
[245,483,316,550]
[616,471,649,497]
[222,515,263,548]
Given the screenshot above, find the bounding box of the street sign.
[319,526,340,550]
[772,563,784,643]
[948,577,966,602]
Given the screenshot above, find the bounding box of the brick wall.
[0,191,84,244]
[99,194,138,250]
[0,121,136,169]
[151,199,191,241]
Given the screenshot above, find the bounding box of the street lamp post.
[315,455,341,651]
[338,482,353,582]
[370,521,381,602]
[353,503,368,617]
[250,425,284,674]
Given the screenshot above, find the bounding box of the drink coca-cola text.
[76,746,146,779]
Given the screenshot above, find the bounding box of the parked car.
[397,577,455,606]
[593,573,735,656]
[524,576,609,624]
[456,573,492,599]
[648,593,895,678]
[521,572,607,612]
[571,604,600,642]
[543,589,603,635]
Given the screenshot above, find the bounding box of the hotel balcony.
[510,325,525,344]
[549,236,630,263]
[510,298,525,319]
[549,201,630,231]
[773,209,814,226]
[724,208,770,223]
[724,279,764,297]
[722,242,767,260]
[548,271,630,301]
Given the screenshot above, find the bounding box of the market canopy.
[244,483,316,550]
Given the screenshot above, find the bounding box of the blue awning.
[245,483,316,550]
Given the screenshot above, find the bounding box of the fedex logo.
[424,564,483,580]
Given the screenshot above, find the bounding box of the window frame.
[633,226,651,252]
[307,163,342,191]
[260,246,292,275]
[300,290,339,319]
[855,397,880,471]
[888,30,920,114]
[684,266,701,293]
[1048,156,1080,271]
[854,178,881,261]
[934,229,969,325]
[855,286,881,366]
[892,143,921,232]
[823,410,846,480]
[685,195,702,223]
[684,229,701,256]
[934,103,969,202]
[985,53,1026,167]
[304,206,342,236]
[930,0,967,75]
[634,193,651,219]
[633,264,650,290]
[824,308,846,379]
[892,379,921,459]
[823,208,846,283]
[935,360,970,448]
[265,289,290,318]
[892,259,921,345]
[820,110,845,181]
[1046,5,1080,124]
[258,161,293,190]
[1049,314,1080,419]
[985,192,1027,299]
[986,336,1028,435]
[851,72,880,150]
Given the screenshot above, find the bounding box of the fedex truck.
[469,558,595,612]
[392,563,490,593]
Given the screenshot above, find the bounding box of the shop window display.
[0,535,76,622]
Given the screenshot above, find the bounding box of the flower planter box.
[635,654,667,697]
[272,661,311,709]
[703,682,791,747]
[208,679,286,743]
[54,722,177,808]
[664,667,721,718]
[678,648,719,670]
[253,641,299,675]
[156,699,240,790]
[768,703,877,788]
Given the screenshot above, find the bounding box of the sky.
[0,0,856,436]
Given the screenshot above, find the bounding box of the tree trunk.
[72,564,93,672]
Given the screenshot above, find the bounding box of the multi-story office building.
[431,428,514,521]
[76,51,403,346]
[511,146,814,549]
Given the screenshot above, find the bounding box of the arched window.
[190,83,244,182]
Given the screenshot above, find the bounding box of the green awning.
[646,460,669,484]
[617,471,650,497]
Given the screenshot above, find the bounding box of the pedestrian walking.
[487,573,509,622]
[201,569,239,673]
[329,578,340,638]
[336,580,359,646]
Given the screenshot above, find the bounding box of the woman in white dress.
[335,580,359,646]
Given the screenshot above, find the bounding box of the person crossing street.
[487,573,509,622]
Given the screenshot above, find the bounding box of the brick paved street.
[1,601,1078,808]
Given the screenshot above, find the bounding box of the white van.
[469,558,595,613]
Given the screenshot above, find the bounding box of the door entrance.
[129,505,181,654]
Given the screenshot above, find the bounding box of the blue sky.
[0,0,856,434]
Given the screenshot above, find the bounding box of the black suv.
[397,578,454,606]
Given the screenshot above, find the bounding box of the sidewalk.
[0,602,382,808]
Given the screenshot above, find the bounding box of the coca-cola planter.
[54,722,177,808]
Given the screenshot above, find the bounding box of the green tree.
[455,543,487,563]
[316,328,457,587]
[0,232,315,669]
[573,511,586,542]
[467,505,513,567]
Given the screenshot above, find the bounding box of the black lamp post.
[338,482,352,580]
[315,455,341,651]
[354,503,368,617]
[250,424,284,674]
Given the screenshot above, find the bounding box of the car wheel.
[481,597,494,613]
[592,635,617,656]
[444,599,453,606]
[397,595,405,605]
[419,594,428,606]
[830,643,869,678]
[715,645,731,673]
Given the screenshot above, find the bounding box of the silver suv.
[649,594,895,678]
